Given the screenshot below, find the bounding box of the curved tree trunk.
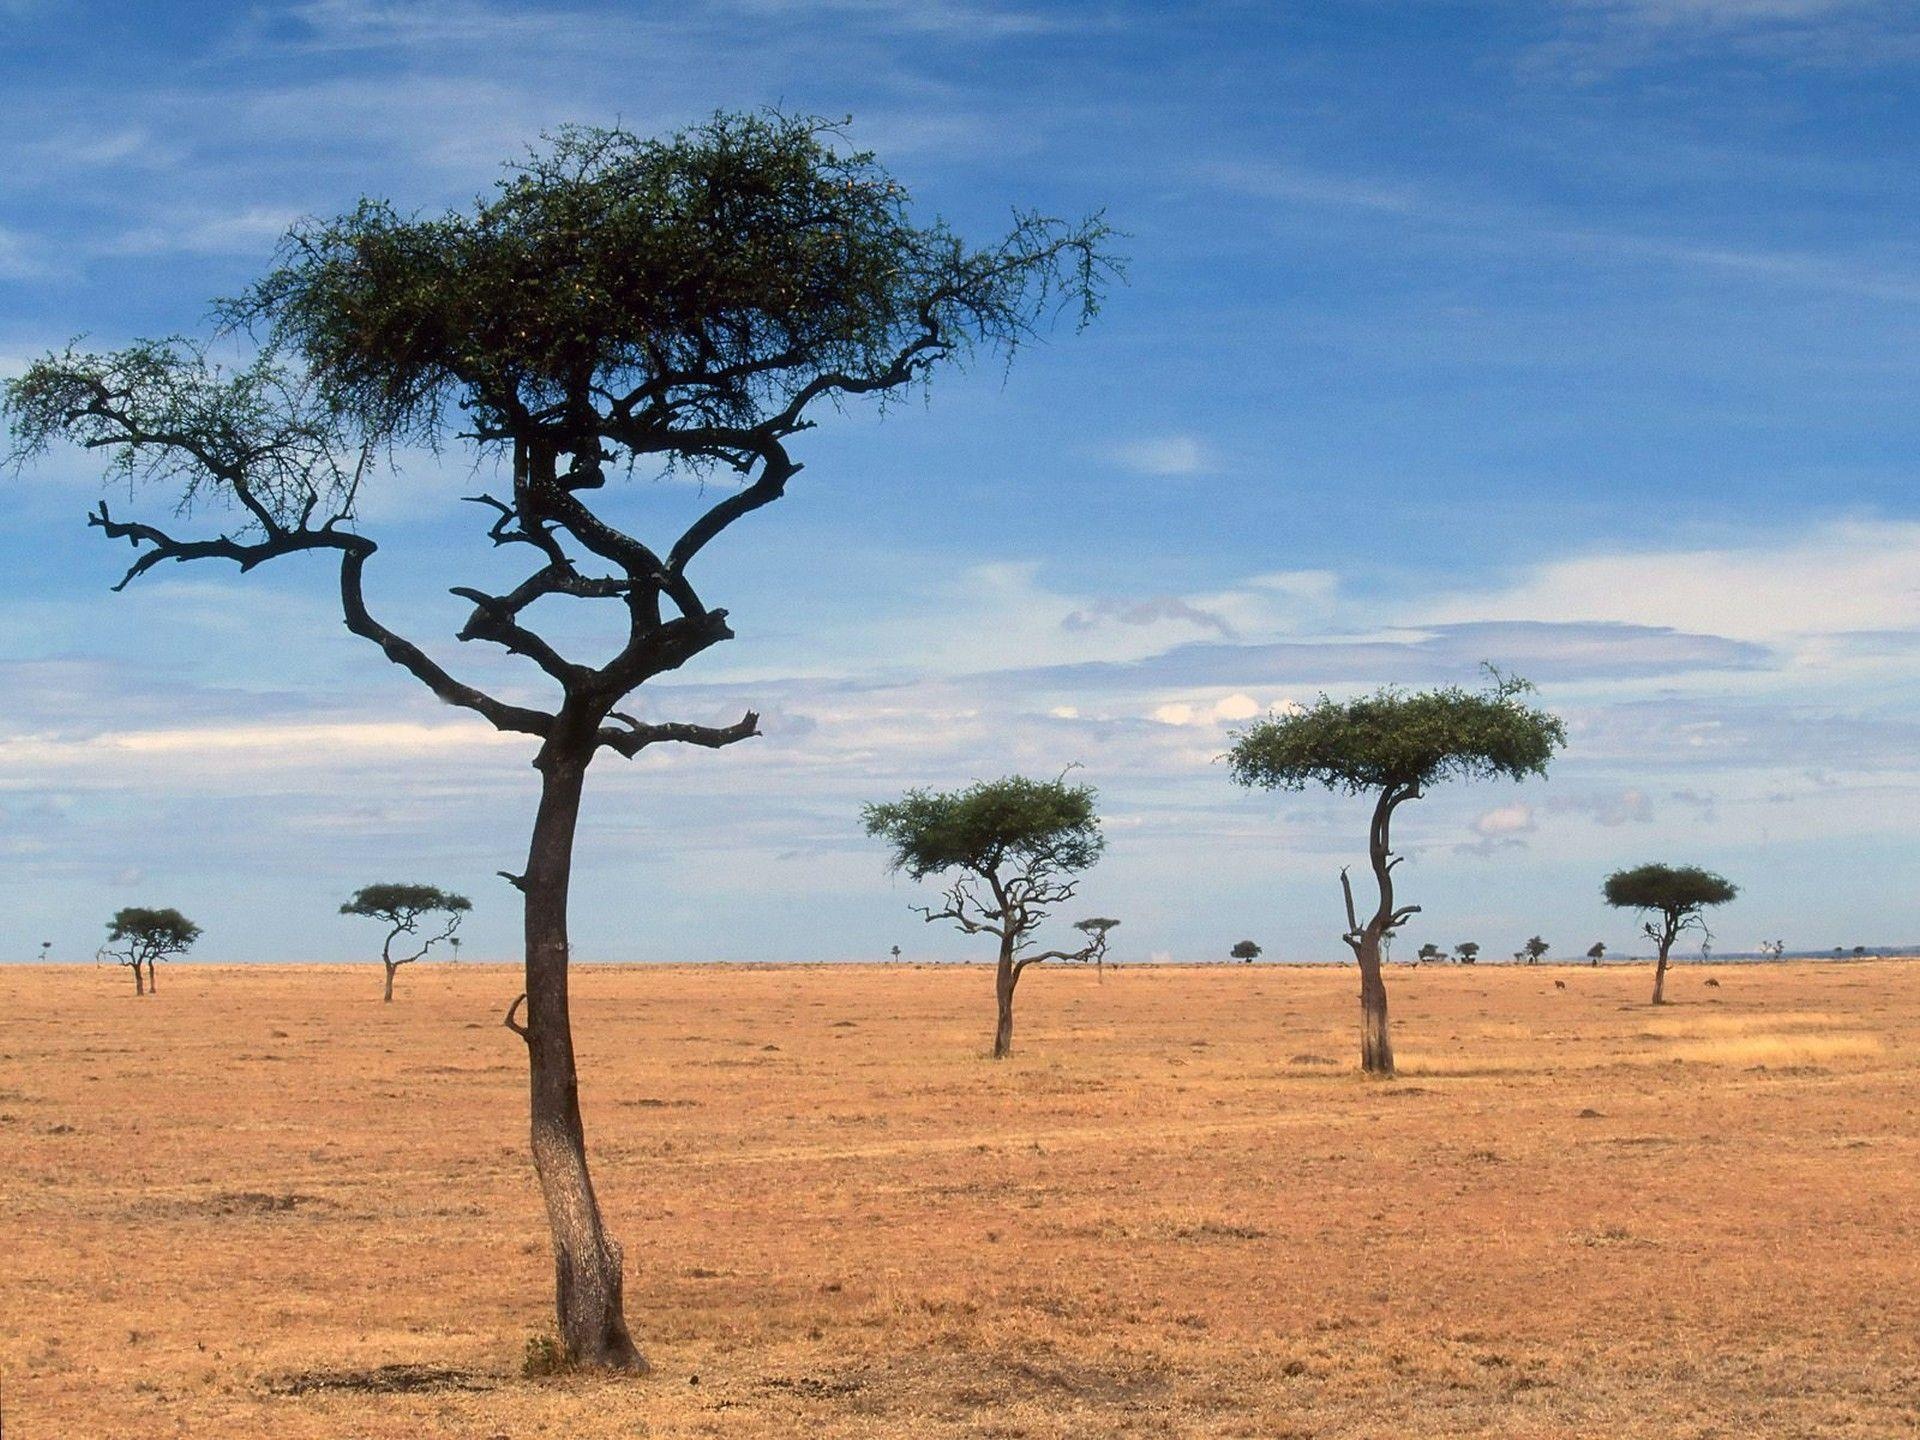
[383,960,397,1003]
[1347,785,1412,1077]
[1652,943,1671,1005]
[520,748,645,1372]
[993,938,1017,1059]
[145,959,156,994]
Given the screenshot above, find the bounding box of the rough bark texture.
[1343,786,1418,1077]
[994,939,1018,1059]
[520,748,645,1372]
[131,963,144,996]
[382,961,397,1004]
[144,959,156,994]
[1652,941,1672,1005]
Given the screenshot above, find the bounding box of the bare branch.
[597,709,760,759]
[503,992,529,1041]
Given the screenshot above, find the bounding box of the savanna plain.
[2,960,1915,1439]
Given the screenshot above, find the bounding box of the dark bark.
[382,960,397,1004]
[145,958,156,994]
[1652,940,1672,1005]
[517,745,645,1372]
[993,936,1017,1059]
[132,962,144,996]
[1343,785,1418,1076]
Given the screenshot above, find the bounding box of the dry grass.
[2,959,1916,1438]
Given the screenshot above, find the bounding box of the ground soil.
[2,959,1915,1438]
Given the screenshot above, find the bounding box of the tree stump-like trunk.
[145,959,156,994]
[1358,939,1394,1076]
[132,964,144,996]
[993,944,1017,1059]
[383,961,397,1003]
[521,749,645,1372]
[1652,946,1670,1005]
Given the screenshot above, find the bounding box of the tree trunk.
[1357,937,1393,1075]
[145,959,156,994]
[1652,943,1670,1005]
[132,963,144,996]
[993,941,1017,1059]
[521,748,645,1372]
[383,960,397,1003]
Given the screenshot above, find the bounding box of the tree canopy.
[1603,864,1738,918]
[1231,939,1262,961]
[1227,672,1565,798]
[341,883,473,923]
[862,774,1103,883]
[106,907,201,954]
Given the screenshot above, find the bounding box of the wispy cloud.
[1105,434,1215,477]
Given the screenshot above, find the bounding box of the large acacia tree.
[1227,674,1564,1075]
[1602,863,1738,1004]
[4,113,1115,1371]
[864,774,1110,1057]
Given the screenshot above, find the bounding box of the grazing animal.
[1704,978,1720,988]
[1554,980,1566,989]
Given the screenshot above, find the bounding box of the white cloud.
[1473,803,1537,837]
[1106,435,1214,477]
[1419,518,1920,650]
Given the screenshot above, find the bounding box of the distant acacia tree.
[341,883,472,1002]
[1587,941,1606,967]
[38,940,51,962]
[100,907,200,995]
[1523,936,1549,965]
[1603,864,1738,1005]
[4,113,1115,1371]
[1416,942,1442,964]
[1231,939,1262,963]
[1075,917,1120,981]
[864,774,1110,1057]
[1455,942,1481,965]
[1227,674,1563,1075]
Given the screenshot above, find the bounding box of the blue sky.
[2,0,1916,965]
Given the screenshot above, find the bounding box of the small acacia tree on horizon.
[1455,941,1480,964]
[1231,939,1262,963]
[1603,863,1738,1004]
[1074,916,1120,981]
[1228,673,1564,1075]
[864,774,1110,1057]
[100,907,200,995]
[1587,941,1606,966]
[4,111,1115,1372]
[1523,935,1549,965]
[342,883,472,1002]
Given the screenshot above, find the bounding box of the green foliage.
[1230,939,1262,961]
[224,111,1118,449]
[1523,936,1549,961]
[1603,864,1738,919]
[1075,917,1120,937]
[340,883,473,923]
[1417,943,1443,961]
[1454,942,1480,962]
[4,340,356,529]
[105,907,201,956]
[862,774,1103,883]
[1226,673,1564,797]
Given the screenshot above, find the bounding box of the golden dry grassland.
[2,959,1916,1438]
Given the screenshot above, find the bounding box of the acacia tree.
[1523,935,1549,965]
[1228,675,1563,1075]
[1455,941,1480,964]
[1074,916,1120,981]
[1231,939,1262,962]
[1587,941,1606,967]
[1416,942,1442,963]
[4,113,1114,1371]
[1603,863,1738,1004]
[341,882,472,1002]
[864,774,1110,1058]
[100,907,200,995]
